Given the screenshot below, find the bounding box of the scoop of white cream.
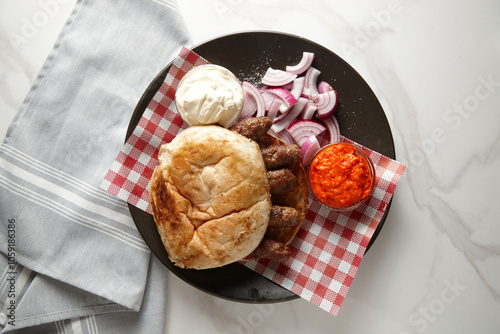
[175,65,243,127]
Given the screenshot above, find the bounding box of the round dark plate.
[127,31,395,303]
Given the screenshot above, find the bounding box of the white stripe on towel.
[0,175,149,252]
[0,145,128,209]
[0,158,135,229]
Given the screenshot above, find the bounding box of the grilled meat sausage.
[269,205,302,228]
[267,168,298,195]
[230,116,272,142]
[249,237,291,262]
[262,144,302,170]
[256,134,274,149]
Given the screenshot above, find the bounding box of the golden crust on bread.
[149,125,271,269]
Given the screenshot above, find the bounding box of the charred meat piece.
[256,134,274,149]
[267,168,298,195]
[230,116,272,142]
[249,237,291,262]
[262,144,302,170]
[269,205,302,228]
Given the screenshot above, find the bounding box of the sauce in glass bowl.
[308,143,375,211]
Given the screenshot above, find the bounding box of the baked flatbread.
[150,125,271,269]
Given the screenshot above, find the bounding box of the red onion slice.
[323,116,341,143]
[241,92,257,118]
[290,77,305,99]
[260,87,298,108]
[281,82,294,90]
[286,52,315,75]
[271,97,308,133]
[261,68,297,86]
[313,90,338,120]
[269,128,296,145]
[317,81,334,94]
[287,119,326,147]
[301,135,321,166]
[300,101,317,120]
[261,90,277,111]
[240,81,265,120]
[302,67,321,99]
[267,98,283,121]
[278,103,290,114]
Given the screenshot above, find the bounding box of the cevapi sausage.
[269,205,302,228]
[249,237,291,262]
[256,134,274,149]
[229,116,272,142]
[231,116,302,263]
[262,144,302,170]
[267,168,297,195]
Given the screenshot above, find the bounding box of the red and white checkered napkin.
[100,47,406,315]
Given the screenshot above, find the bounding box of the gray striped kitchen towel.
[0,0,190,332]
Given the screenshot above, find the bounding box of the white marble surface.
[1,0,500,333]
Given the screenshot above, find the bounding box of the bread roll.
[150,125,271,269]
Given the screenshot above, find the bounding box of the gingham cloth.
[100,47,406,316]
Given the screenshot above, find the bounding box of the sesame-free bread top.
[150,125,271,269]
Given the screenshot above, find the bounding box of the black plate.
[126,31,395,303]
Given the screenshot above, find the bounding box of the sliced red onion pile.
[240,51,341,166]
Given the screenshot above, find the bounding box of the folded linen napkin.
[0,0,190,332]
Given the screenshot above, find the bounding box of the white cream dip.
[175,65,243,127]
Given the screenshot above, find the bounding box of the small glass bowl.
[308,143,376,211]
[174,64,244,127]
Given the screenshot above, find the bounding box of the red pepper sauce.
[309,143,374,209]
